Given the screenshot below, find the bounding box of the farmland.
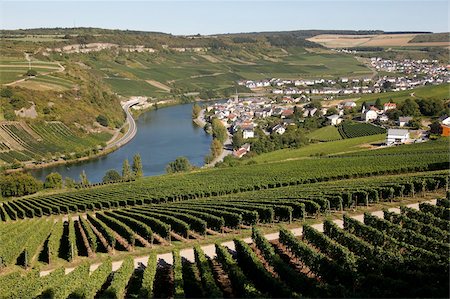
[308,33,450,48]
[0,57,63,85]
[0,121,111,165]
[337,122,386,139]
[352,83,450,105]
[306,122,385,142]
[80,47,372,97]
[0,190,448,298]
[306,125,342,141]
[251,134,386,163]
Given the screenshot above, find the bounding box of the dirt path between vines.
[39,198,436,277]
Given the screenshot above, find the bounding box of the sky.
[0,0,448,35]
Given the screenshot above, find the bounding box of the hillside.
[0,137,448,298]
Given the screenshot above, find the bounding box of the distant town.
[238,57,449,96]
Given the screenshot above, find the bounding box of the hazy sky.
[0,0,448,35]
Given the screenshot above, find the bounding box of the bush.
[166,156,192,173]
[44,172,63,189]
[96,114,109,127]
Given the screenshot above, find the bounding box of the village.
[203,92,449,159]
[237,57,450,96]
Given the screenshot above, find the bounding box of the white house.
[327,114,342,126]
[441,116,450,126]
[243,129,254,139]
[386,129,410,145]
[233,143,251,158]
[362,109,378,122]
[383,102,397,112]
[398,116,413,127]
[272,124,286,135]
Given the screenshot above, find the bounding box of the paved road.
[40,198,436,276]
[106,99,141,150]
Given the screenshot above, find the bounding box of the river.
[30,103,212,183]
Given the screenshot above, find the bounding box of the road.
[40,198,436,276]
[106,99,142,150]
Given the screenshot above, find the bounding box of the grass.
[105,78,163,96]
[306,126,342,141]
[0,58,61,84]
[353,83,450,105]
[251,134,385,163]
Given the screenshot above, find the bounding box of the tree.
[25,69,37,77]
[0,172,42,197]
[232,129,244,150]
[103,169,122,183]
[400,98,420,116]
[132,153,143,179]
[211,118,228,144]
[192,103,202,119]
[416,98,445,116]
[44,172,63,189]
[79,170,89,186]
[64,177,76,189]
[210,138,223,158]
[308,100,322,109]
[96,114,109,127]
[386,109,402,121]
[429,121,443,135]
[325,107,338,116]
[407,118,421,129]
[0,87,13,98]
[374,98,383,110]
[122,159,132,181]
[166,157,192,173]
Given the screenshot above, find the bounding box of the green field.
[0,57,62,84]
[252,134,385,163]
[306,126,342,141]
[353,84,450,105]
[84,48,372,98]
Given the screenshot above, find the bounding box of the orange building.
[442,125,450,137]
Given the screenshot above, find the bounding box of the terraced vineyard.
[338,122,386,139]
[1,198,448,298]
[0,121,111,164]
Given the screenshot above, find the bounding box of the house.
[272,124,286,135]
[398,116,413,127]
[327,114,342,126]
[440,116,450,136]
[383,102,397,112]
[281,109,294,118]
[243,129,254,139]
[362,108,378,122]
[379,114,389,122]
[339,101,356,109]
[233,143,251,158]
[386,129,410,145]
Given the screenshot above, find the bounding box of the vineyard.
[0,136,448,298]
[0,197,448,298]
[338,121,386,139]
[0,170,447,270]
[1,138,448,219]
[0,121,111,164]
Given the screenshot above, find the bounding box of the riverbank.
[195,107,233,168]
[4,99,140,174]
